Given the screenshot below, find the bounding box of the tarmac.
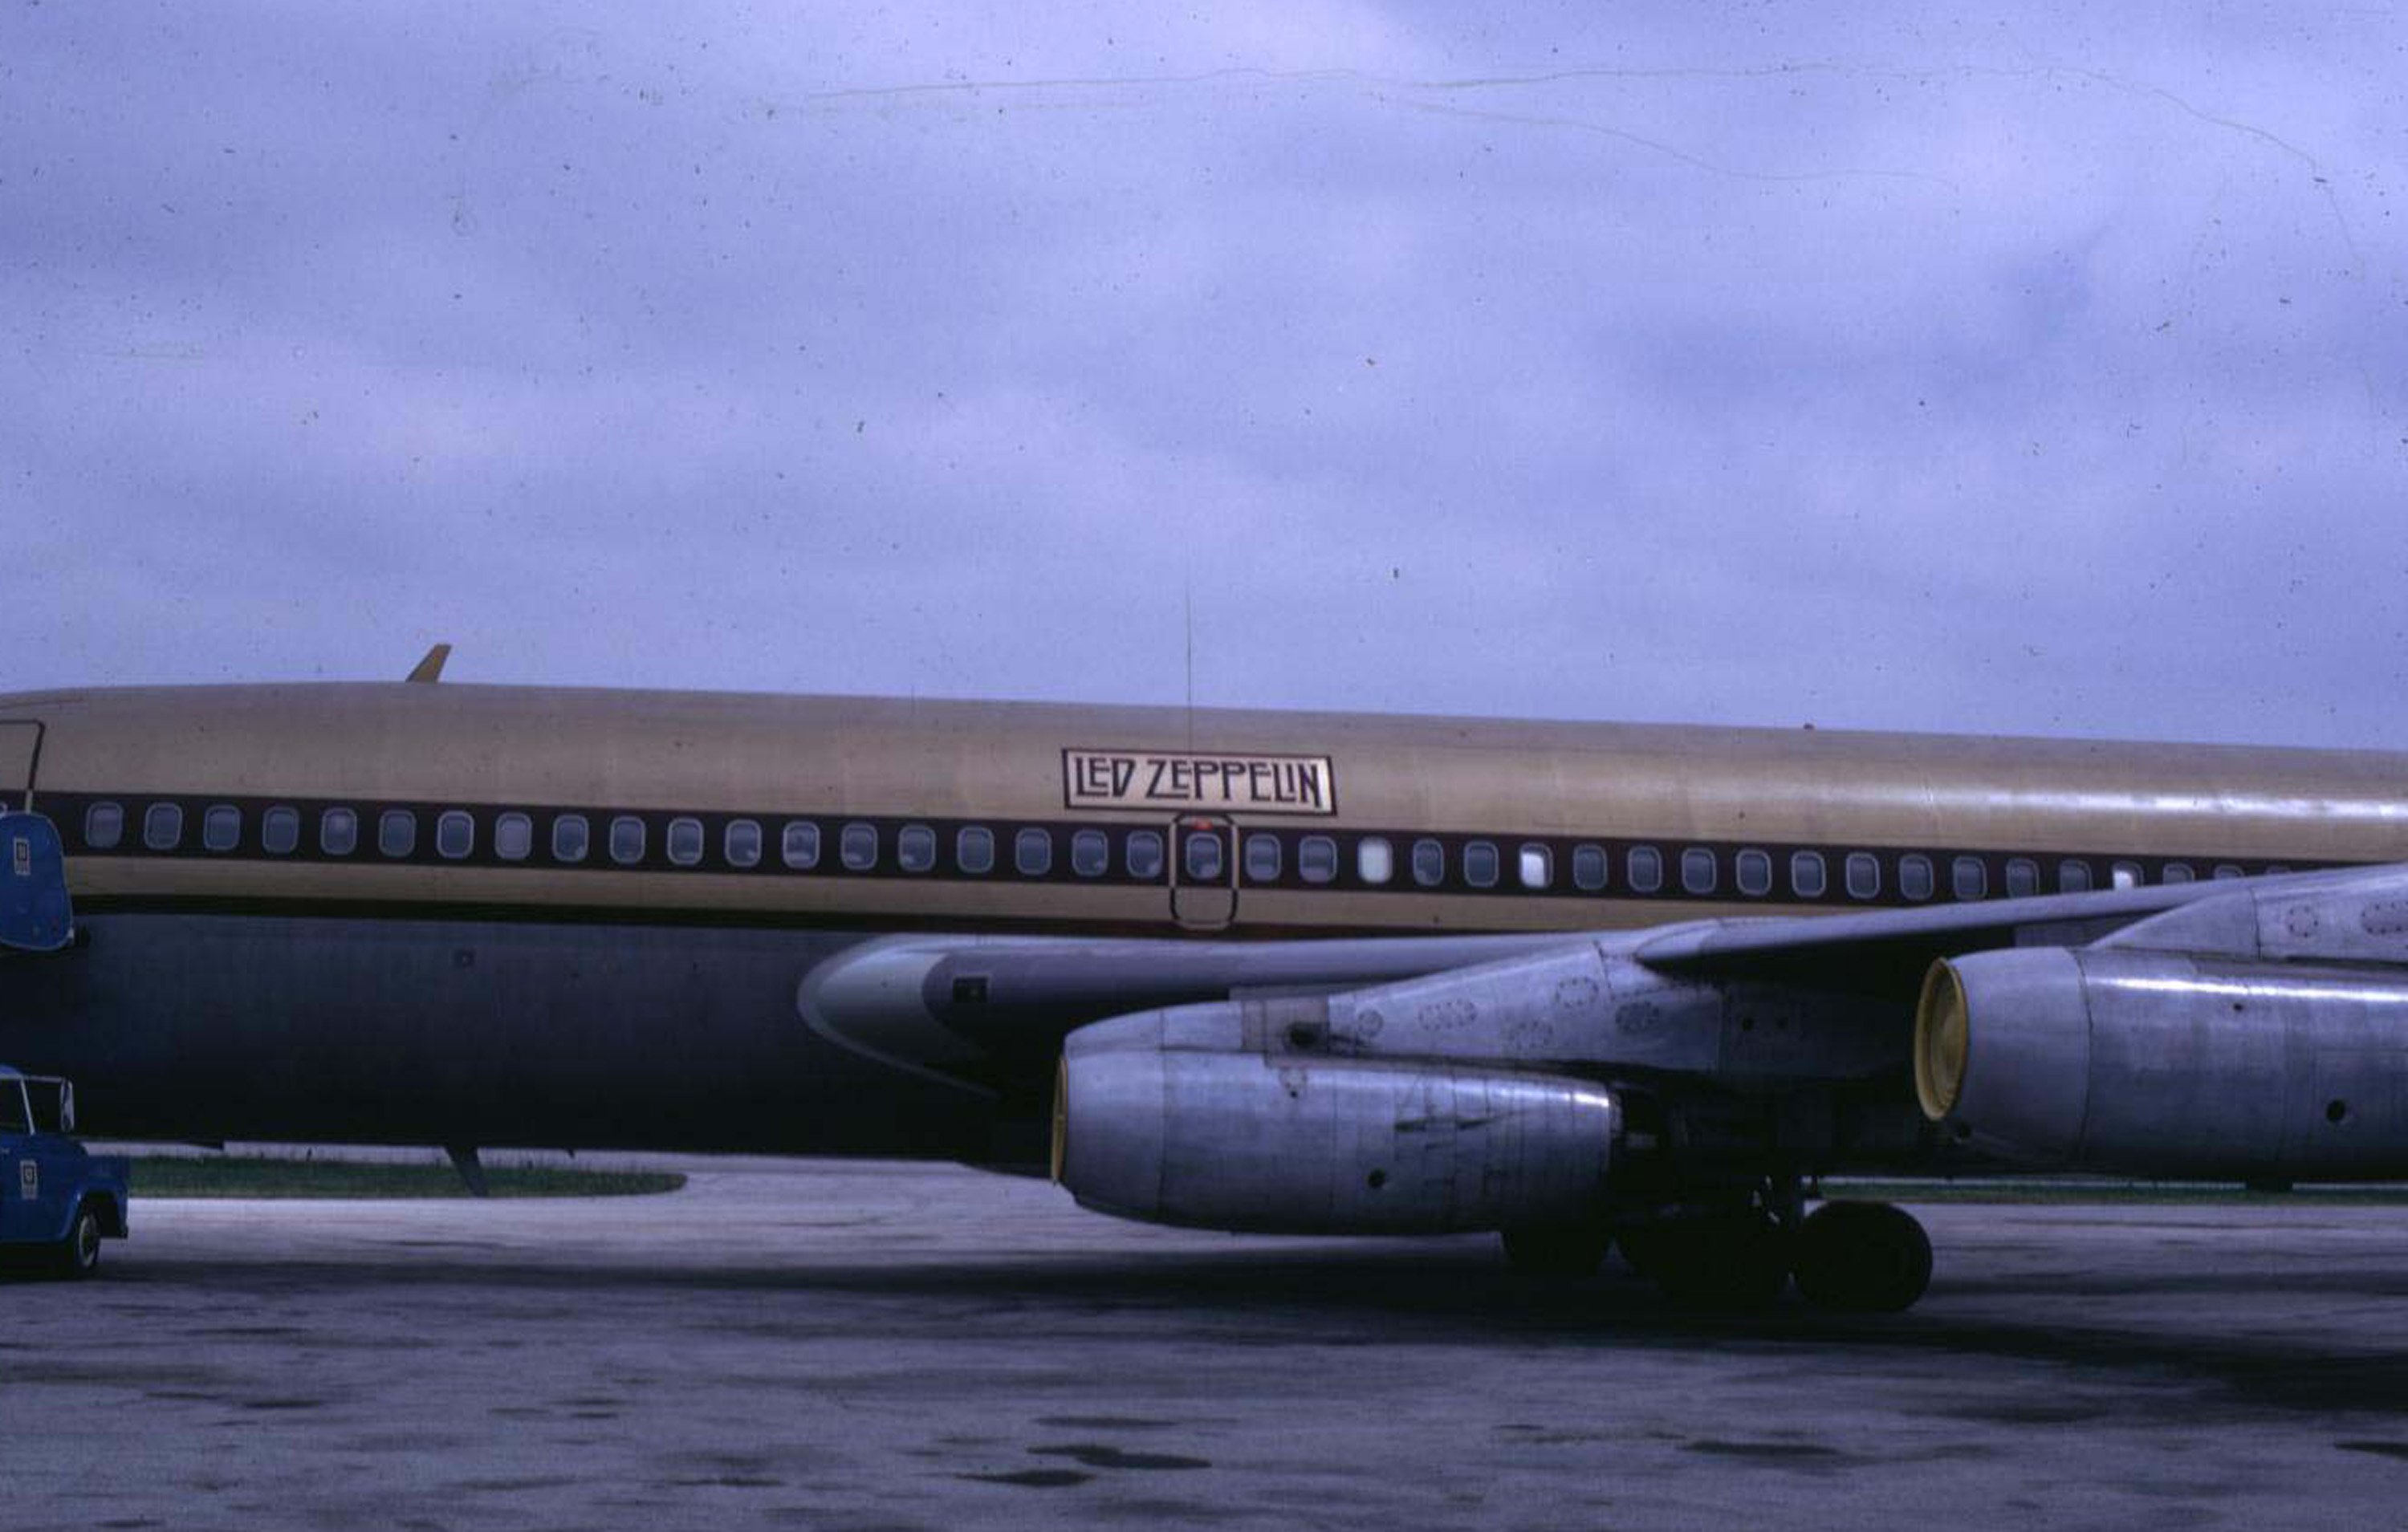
[6,1159,2408,1530]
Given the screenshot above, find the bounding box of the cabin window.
[780,821,819,870]
[1681,847,1717,896]
[1899,854,1934,902]
[840,821,877,871]
[723,819,761,868]
[1358,836,1394,885]
[437,811,476,860]
[1463,840,1499,888]
[1015,827,1052,876]
[1070,829,1108,878]
[551,813,589,864]
[1791,851,1827,898]
[956,826,995,874]
[1951,855,1987,900]
[2111,861,2142,891]
[1628,845,1663,893]
[2058,859,2093,893]
[379,809,417,859]
[1572,844,1607,892]
[1412,839,1446,887]
[1125,830,1164,880]
[2162,862,2195,884]
[1845,852,1880,900]
[1519,843,1552,890]
[203,804,242,852]
[494,812,533,862]
[1735,849,1771,897]
[666,817,706,868]
[1245,833,1283,882]
[1300,835,1339,884]
[2213,864,2245,880]
[262,806,300,855]
[608,816,646,865]
[2004,858,2039,898]
[84,802,124,851]
[898,824,937,872]
[143,803,183,851]
[1185,831,1224,883]
[321,807,359,856]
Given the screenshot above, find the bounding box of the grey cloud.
[4,2,2405,750]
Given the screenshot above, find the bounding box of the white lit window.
[1357,837,1393,884]
[1518,843,1552,889]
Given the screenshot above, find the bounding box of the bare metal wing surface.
[804,864,2408,1308]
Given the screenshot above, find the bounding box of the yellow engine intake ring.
[1050,1055,1070,1185]
[1914,959,1970,1121]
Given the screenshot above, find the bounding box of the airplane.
[5,646,2407,1311]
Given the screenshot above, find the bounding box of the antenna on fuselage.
[406,643,454,684]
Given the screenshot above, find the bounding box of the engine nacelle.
[1917,949,2408,1177]
[1054,1006,1618,1233]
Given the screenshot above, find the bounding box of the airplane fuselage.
[4,681,2404,1160]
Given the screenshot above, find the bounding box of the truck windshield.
[0,1084,27,1136]
[24,1079,69,1134]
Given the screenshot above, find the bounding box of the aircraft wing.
[803,866,2365,1089]
[1627,864,2386,987]
[808,862,2408,1193]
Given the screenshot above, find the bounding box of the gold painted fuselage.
[6,681,2402,935]
[6,680,2406,1155]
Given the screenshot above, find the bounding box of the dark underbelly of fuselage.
[0,913,1000,1158]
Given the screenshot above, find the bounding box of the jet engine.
[1053,1005,1619,1233]
[1917,948,2408,1177]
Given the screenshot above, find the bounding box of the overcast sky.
[5,4,2404,747]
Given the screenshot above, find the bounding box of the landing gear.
[1500,1223,1613,1278]
[1618,1210,1792,1309]
[1791,1200,1931,1313]
[1608,1190,1933,1312]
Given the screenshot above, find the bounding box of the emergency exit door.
[1169,816,1238,930]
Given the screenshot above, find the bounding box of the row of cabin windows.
[79,800,1178,879]
[1237,835,2261,896]
[79,799,2274,898]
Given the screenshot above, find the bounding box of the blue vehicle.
[0,1067,128,1277]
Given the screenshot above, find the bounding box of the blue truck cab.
[0,1067,129,1277]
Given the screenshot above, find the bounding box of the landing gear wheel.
[50,1204,102,1280]
[1501,1225,1612,1278]
[1792,1201,1930,1313]
[1621,1213,1791,1309]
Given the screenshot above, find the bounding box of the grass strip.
[1824,1177,2408,1206]
[126,1156,685,1200]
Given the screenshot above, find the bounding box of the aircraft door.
[0,721,38,810]
[1169,816,1238,931]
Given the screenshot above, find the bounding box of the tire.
[1792,1201,1931,1313]
[50,1204,103,1280]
